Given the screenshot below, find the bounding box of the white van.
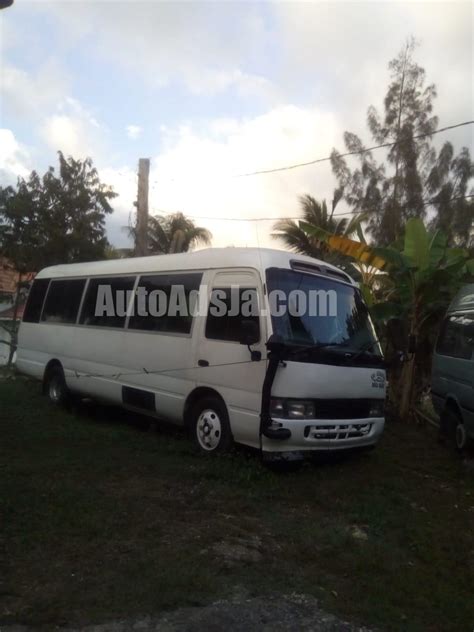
[17,248,386,459]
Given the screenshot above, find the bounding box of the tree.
[128,212,212,255]
[303,218,474,419]
[0,152,117,366]
[0,152,117,271]
[272,189,364,267]
[331,38,474,246]
[427,145,474,248]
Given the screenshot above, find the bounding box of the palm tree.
[272,189,363,264]
[128,212,212,255]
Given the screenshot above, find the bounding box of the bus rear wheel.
[442,407,473,454]
[191,397,233,454]
[45,366,70,407]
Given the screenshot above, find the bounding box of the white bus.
[17,248,386,459]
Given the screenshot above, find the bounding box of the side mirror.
[239,319,259,346]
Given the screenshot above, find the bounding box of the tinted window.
[129,273,202,334]
[266,267,380,354]
[41,279,86,324]
[23,278,50,323]
[436,313,474,359]
[205,287,260,342]
[79,276,136,328]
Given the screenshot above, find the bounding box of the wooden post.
[135,158,150,257]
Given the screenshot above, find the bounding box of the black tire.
[190,396,233,454]
[44,366,70,407]
[441,406,473,454]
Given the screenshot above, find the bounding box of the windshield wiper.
[342,340,381,364]
[288,342,344,358]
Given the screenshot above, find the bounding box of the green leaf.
[359,283,374,307]
[428,230,448,268]
[356,222,366,245]
[465,259,474,276]
[370,302,403,321]
[444,248,468,267]
[402,218,430,271]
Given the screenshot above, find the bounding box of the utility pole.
[135,158,150,257]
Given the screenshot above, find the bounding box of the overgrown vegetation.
[330,38,473,247]
[0,152,117,364]
[271,191,365,268]
[1,375,473,631]
[126,211,213,255]
[0,152,117,272]
[273,40,474,420]
[303,218,474,419]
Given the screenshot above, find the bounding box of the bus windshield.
[266,267,381,355]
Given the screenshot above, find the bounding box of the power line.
[147,119,473,185]
[234,120,474,178]
[150,193,474,223]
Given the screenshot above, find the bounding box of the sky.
[0,0,473,250]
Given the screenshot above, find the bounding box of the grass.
[1,372,474,631]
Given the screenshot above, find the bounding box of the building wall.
[0,258,19,295]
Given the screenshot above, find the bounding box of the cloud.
[0,129,31,184]
[3,0,472,254]
[104,105,343,249]
[1,60,68,122]
[39,98,103,159]
[37,2,275,98]
[273,2,473,143]
[126,125,143,140]
[98,166,137,248]
[1,58,104,163]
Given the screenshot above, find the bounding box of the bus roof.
[35,247,356,285]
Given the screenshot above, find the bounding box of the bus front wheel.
[191,397,233,454]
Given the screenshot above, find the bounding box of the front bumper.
[261,416,385,452]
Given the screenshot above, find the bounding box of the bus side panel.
[16,322,50,380]
[114,328,198,424]
[18,322,197,424]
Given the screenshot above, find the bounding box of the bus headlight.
[270,398,316,419]
[368,400,385,417]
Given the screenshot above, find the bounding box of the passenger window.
[23,278,50,323]
[436,313,474,359]
[129,273,202,334]
[41,279,86,324]
[79,276,136,328]
[205,287,260,342]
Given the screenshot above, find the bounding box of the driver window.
[205,287,260,343]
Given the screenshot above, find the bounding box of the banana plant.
[301,218,474,419]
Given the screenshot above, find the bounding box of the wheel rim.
[455,422,467,450]
[49,376,62,403]
[196,409,222,451]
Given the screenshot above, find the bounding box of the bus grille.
[304,423,373,441]
[312,398,376,419]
